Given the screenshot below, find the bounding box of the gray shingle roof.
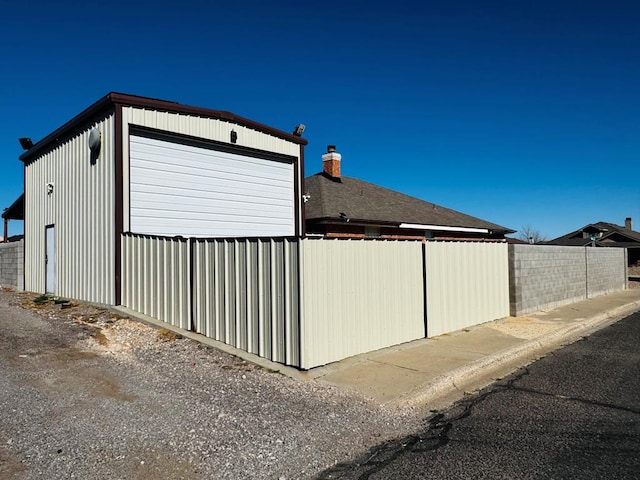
[304,173,514,233]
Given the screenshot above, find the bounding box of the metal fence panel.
[425,242,509,337]
[300,239,425,369]
[121,233,191,330]
[192,238,300,366]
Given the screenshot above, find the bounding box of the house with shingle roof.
[304,146,514,241]
[545,218,640,266]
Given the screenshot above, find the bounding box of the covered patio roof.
[2,194,24,221]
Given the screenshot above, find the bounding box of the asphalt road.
[318,311,640,479]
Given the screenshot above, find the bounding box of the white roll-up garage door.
[129,133,296,237]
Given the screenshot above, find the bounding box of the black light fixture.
[230,130,237,144]
[292,124,305,137]
[19,137,34,150]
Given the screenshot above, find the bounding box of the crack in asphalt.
[317,368,532,479]
[509,385,640,415]
[319,350,640,480]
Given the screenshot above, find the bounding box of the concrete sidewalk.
[303,288,640,411]
[116,289,640,412]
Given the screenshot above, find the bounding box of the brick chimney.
[322,145,341,179]
[625,217,633,230]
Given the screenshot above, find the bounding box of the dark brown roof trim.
[109,93,307,145]
[20,98,114,163]
[114,104,124,306]
[299,144,306,237]
[20,92,307,162]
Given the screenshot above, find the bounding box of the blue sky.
[1,0,638,239]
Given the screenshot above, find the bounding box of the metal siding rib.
[271,240,284,363]
[225,241,236,345]
[247,240,259,354]
[285,239,300,366]
[236,240,248,351]
[215,241,225,342]
[260,241,272,359]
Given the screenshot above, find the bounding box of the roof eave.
[308,217,514,235]
[20,93,114,163]
[20,92,307,163]
[2,193,24,220]
[108,93,308,145]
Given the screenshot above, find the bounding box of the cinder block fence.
[509,245,627,316]
[0,239,24,291]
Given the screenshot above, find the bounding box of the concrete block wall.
[509,245,586,316]
[586,247,626,297]
[0,239,24,291]
[509,244,627,316]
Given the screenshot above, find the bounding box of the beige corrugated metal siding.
[24,112,116,304]
[300,239,424,369]
[121,233,191,330]
[120,106,302,233]
[193,238,300,366]
[425,242,509,337]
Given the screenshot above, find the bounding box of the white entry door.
[45,225,55,294]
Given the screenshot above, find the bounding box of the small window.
[365,227,380,238]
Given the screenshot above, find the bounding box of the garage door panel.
[132,135,292,172]
[131,196,293,216]
[130,183,294,207]
[129,134,296,237]
[131,204,294,222]
[131,152,292,183]
[130,168,293,197]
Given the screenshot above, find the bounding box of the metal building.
[20,93,307,306]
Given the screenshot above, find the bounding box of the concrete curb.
[397,299,640,409]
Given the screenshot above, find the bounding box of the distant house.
[19,92,306,305]
[545,218,640,266]
[304,146,514,241]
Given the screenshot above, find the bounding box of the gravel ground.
[0,288,422,479]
